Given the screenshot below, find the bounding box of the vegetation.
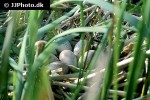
[0,0,150,100]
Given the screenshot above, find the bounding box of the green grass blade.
[143,0,150,29]
[0,11,17,99]
[26,10,39,65]
[138,0,150,96]
[9,57,20,72]
[112,1,127,99]
[13,31,28,100]
[46,26,108,46]
[77,2,85,88]
[99,23,114,100]
[125,21,146,100]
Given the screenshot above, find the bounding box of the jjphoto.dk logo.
[4,2,44,8]
[1,0,50,10]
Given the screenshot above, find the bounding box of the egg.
[74,39,87,58]
[59,50,77,67]
[78,50,95,68]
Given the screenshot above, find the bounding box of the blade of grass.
[26,10,39,66]
[125,1,150,99]
[0,11,17,99]
[77,2,85,89]
[143,0,150,29]
[125,20,146,100]
[9,57,21,72]
[13,30,28,100]
[112,0,127,100]
[141,0,150,95]
[46,26,108,47]
[99,22,114,100]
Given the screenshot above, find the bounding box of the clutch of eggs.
[48,40,95,74]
